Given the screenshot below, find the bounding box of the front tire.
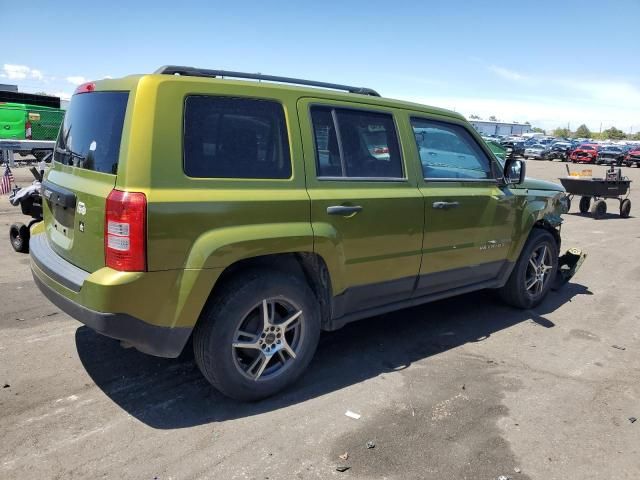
[498,229,558,309]
[193,269,321,401]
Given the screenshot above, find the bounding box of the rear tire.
[498,229,558,309]
[193,269,321,401]
[9,223,29,253]
[591,199,607,219]
[579,196,591,213]
[620,199,631,218]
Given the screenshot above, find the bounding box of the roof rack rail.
[154,65,381,97]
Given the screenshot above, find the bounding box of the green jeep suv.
[30,66,569,400]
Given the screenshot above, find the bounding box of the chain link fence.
[0,105,63,164]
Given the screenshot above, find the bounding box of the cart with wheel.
[559,167,631,219]
[7,165,45,252]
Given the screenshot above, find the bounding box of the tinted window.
[411,118,492,180]
[56,92,128,174]
[184,96,291,179]
[311,106,403,178]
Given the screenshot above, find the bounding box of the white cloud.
[1,64,46,80]
[558,79,640,107]
[404,66,640,132]
[53,91,72,101]
[389,93,639,133]
[66,76,86,86]
[488,65,528,82]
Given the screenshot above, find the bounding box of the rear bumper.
[29,233,220,358]
[32,272,191,357]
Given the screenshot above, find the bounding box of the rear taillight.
[105,189,147,271]
[25,121,32,139]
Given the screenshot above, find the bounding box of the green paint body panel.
[33,73,567,339]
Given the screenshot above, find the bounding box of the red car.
[570,143,599,163]
[624,147,640,167]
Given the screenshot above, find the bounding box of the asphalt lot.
[1,160,639,480]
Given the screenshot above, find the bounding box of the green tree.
[553,127,571,138]
[524,121,531,125]
[468,114,481,120]
[632,132,640,141]
[574,124,592,138]
[488,115,498,122]
[532,127,545,134]
[601,126,627,140]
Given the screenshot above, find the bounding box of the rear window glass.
[310,106,403,178]
[183,96,291,179]
[55,92,128,174]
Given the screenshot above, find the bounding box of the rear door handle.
[432,201,460,210]
[327,205,363,216]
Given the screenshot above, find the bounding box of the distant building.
[0,84,19,92]
[469,120,531,136]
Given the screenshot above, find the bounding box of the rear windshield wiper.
[55,146,86,165]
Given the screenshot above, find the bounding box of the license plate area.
[50,202,75,238]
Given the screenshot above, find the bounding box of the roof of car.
[92,72,467,122]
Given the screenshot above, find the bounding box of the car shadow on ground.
[567,212,633,220]
[75,282,591,429]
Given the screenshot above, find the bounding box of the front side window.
[310,106,403,179]
[411,118,493,180]
[183,96,291,179]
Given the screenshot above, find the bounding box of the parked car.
[569,143,599,163]
[624,147,640,167]
[596,145,625,165]
[31,66,571,400]
[501,140,525,157]
[524,144,547,159]
[544,142,572,161]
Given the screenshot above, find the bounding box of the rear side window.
[56,92,128,174]
[184,96,291,179]
[310,106,403,179]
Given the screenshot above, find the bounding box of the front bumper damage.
[552,247,587,290]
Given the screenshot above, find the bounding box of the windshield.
[55,91,129,174]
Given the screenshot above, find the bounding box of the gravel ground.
[1,161,639,480]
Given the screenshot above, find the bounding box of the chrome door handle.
[327,205,363,216]
[432,201,460,209]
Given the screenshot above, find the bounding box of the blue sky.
[2,0,639,132]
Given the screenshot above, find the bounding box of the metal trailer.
[0,139,56,167]
[560,166,631,219]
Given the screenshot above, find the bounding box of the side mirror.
[503,158,526,185]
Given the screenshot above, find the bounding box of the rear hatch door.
[44,91,129,273]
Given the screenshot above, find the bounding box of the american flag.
[1,164,14,195]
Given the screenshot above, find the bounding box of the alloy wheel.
[231,299,304,381]
[525,244,553,296]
